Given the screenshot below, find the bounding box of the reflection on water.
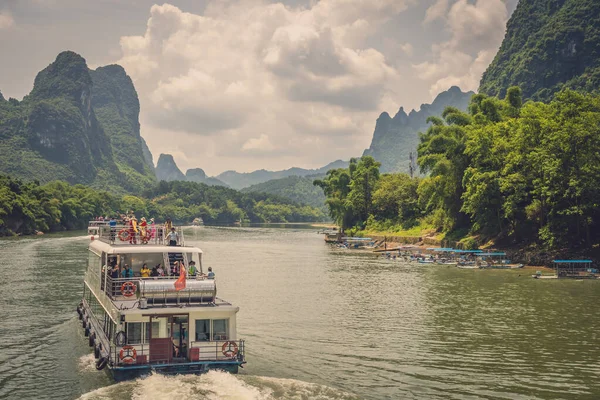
[0,227,599,399]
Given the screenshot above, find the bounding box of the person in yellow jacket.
[140,263,151,278]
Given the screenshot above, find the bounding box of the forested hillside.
[90,64,156,190]
[480,0,600,101]
[0,52,156,192]
[242,175,326,210]
[0,175,327,236]
[316,88,600,252]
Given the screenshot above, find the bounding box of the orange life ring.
[118,229,130,242]
[121,281,136,297]
[119,345,137,364]
[221,341,238,358]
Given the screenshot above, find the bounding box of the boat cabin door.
[170,315,189,360]
[148,315,189,362]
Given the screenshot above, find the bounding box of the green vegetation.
[316,88,600,251]
[242,175,327,210]
[480,0,600,101]
[0,51,156,194]
[0,176,327,236]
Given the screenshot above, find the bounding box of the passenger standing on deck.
[164,218,173,242]
[167,227,178,246]
[140,263,150,278]
[156,263,165,276]
[207,267,215,280]
[171,261,180,276]
[188,261,197,277]
[109,217,117,241]
[121,264,134,278]
[150,265,159,277]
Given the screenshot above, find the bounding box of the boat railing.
[103,275,216,306]
[97,225,185,246]
[109,339,245,366]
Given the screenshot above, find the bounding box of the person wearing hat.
[140,217,148,242]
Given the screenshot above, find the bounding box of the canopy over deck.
[478,252,507,256]
[451,250,483,253]
[553,260,593,263]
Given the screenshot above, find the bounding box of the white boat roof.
[89,240,203,255]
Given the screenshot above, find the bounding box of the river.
[0,226,599,399]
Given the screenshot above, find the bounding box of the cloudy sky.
[0,0,518,175]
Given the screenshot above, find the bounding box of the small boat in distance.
[77,225,246,381]
[88,220,110,239]
[192,217,204,226]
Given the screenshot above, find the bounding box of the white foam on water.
[130,372,271,400]
[79,371,359,400]
[78,353,99,373]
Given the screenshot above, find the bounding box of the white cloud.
[117,1,415,173]
[242,134,276,152]
[423,0,448,25]
[0,12,14,29]
[415,0,508,96]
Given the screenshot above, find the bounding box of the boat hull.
[109,361,240,382]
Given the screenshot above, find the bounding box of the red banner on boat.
[174,264,186,291]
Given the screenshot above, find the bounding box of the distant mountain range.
[154,154,228,187]
[215,160,349,189]
[154,153,349,193]
[363,86,474,173]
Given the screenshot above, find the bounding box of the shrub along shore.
[0,176,327,236]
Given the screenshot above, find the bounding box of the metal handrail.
[97,225,186,246]
[109,339,245,365]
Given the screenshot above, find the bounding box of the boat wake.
[78,354,98,373]
[78,371,358,400]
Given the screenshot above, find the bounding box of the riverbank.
[322,224,598,267]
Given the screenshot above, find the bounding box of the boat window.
[195,319,210,341]
[127,322,143,344]
[150,317,169,338]
[127,322,154,344]
[213,319,229,340]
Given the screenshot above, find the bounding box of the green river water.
[0,226,599,399]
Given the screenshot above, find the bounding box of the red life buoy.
[221,341,238,358]
[121,281,136,297]
[119,345,137,364]
[118,229,130,242]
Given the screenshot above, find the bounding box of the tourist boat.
[338,237,377,249]
[88,220,110,239]
[76,225,246,381]
[457,265,481,269]
[319,228,341,243]
[532,260,599,279]
[192,217,204,226]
